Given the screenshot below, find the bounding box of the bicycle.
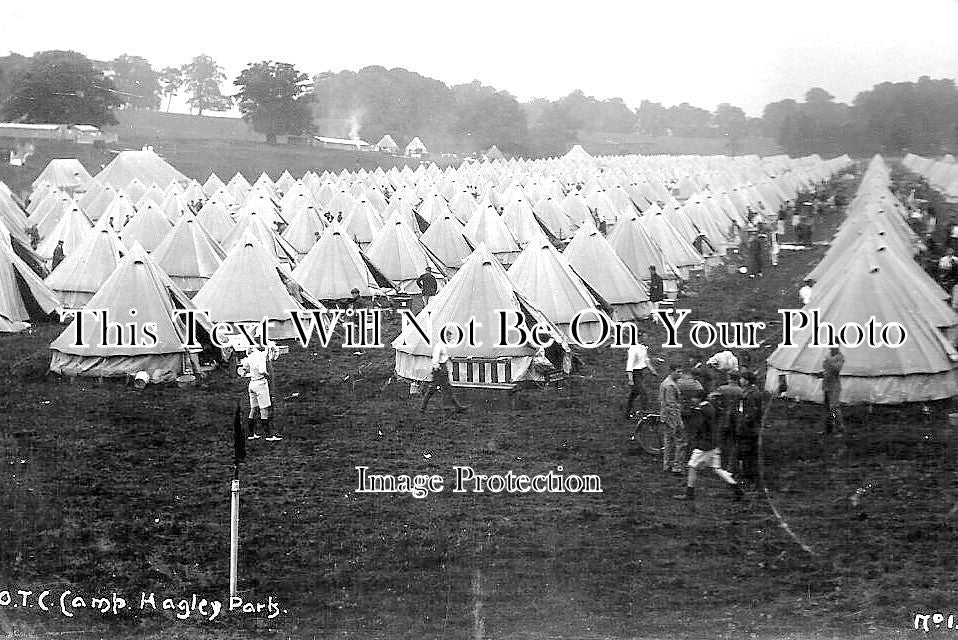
[629,412,665,455]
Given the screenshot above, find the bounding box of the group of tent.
[1,146,849,385]
[765,155,958,404]
[903,153,958,201]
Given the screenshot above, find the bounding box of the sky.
[2,0,958,117]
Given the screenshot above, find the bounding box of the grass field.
[0,166,954,639]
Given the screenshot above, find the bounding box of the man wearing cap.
[416,266,438,308]
[625,330,657,418]
[240,342,282,442]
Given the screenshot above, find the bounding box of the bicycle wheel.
[635,415,664,455]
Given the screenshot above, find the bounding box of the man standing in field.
[714,373,744,474]
[738,371,763,483]
[625,330,657,418]
[821,346,845,436]
[240,343,282,442]
[659,364,686,474]
[648,265,664,304]
[416,266,438,308]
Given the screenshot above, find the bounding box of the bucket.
[176,374,196,388]
[132,371,149,390]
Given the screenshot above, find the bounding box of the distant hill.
[576,131,783,157]
[105,110,262,143]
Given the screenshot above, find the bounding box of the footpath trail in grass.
[0,165,950,639]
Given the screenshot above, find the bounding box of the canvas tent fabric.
[95,150,188,190]
[507,236,605,343]
[607,213,680,299]
[151,215,226,294]
[292,222,395,300]
[463,203,521,265]
[563,221,653,322]
[36,205,92,261]
[33,159,92,192]
[45,228,125,308]
[49,243,215,379]
[192,232,318,340]
[121,202,173,252]
[0,236,60,332]
[765,263,958,403]
[392,243,571,383]
[365,215,448,293]
[419,214,475,271]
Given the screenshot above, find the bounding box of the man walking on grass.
[420,328,466,414]
[674,388,744,504]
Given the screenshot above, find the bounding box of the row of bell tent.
[1,147,850,386]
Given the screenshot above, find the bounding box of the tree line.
[0,49,956,158]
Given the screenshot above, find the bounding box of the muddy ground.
[0,165,953,639]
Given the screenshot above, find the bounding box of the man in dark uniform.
[674,388,744,503]
[714,373,744,473]
[738,371,763,483]
[416,266,438,308]
[52,240,66,270]
[648,265,664,304]
[821,347,845,436]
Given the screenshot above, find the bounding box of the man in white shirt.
[240,343,282,441]
[705,349,739,373]
[420,328,466,413]
[626,330,657,418]
[799,279,813,306]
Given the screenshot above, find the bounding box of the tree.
[181,55,231,115]
[761,99,799,138]
[664,103,713,137]
[712,103,748,139]
[312,66,458,149]
[158,66,183,112]
[526,101,580,158]
[0,53,29,107]
[1,50,122,126]
[636,100,669,136]
[451,81,527,154]
[110,54,160,110]
[234,61,315,144]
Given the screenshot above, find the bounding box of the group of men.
[626,336,848,505]
[626,339,763,505]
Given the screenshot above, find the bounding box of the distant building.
[405,136,428,158]
[0,123,71,141]
[315,136,370,151]
[0,123,116,145]
[374,134,400,154]
[72,125,117,145]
